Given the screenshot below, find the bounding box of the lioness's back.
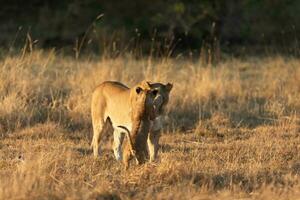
[101,81,129,90]
[92,81,130,105]
[93,81,129,96]
[91,81,132,128]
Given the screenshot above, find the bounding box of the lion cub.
[146,82,173,162]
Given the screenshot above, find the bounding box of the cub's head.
[147,82,173,116]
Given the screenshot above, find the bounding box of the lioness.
[91,80,156,167]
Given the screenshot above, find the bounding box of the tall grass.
[0,50,299,199]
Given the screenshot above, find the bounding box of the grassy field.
[0,51,299,199]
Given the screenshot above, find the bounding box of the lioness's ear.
[140,80,151,90]
[166,83,173,91]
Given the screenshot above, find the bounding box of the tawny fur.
[91,80,155,168]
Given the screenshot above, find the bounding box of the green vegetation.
[2,1,300,56]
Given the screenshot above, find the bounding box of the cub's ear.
[165,83,173,91]
[135,87,143,94]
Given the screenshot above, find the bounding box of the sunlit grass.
[0,51,299,199]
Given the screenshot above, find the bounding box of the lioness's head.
[124,81,173,167]
[130,80,156,121]
[126,81,156,165]
[147,82,173,116]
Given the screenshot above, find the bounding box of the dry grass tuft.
[0,51,299,199]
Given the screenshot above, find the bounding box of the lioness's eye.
[136,87,143,94]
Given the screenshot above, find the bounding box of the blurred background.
[1,0,300,57]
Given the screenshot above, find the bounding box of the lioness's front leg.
[123,142,135,170]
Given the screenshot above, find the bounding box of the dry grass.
[0,51,300,199]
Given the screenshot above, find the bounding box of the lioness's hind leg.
[91,90,106,158]
[91,120,104,158]
[113,129,125,161]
